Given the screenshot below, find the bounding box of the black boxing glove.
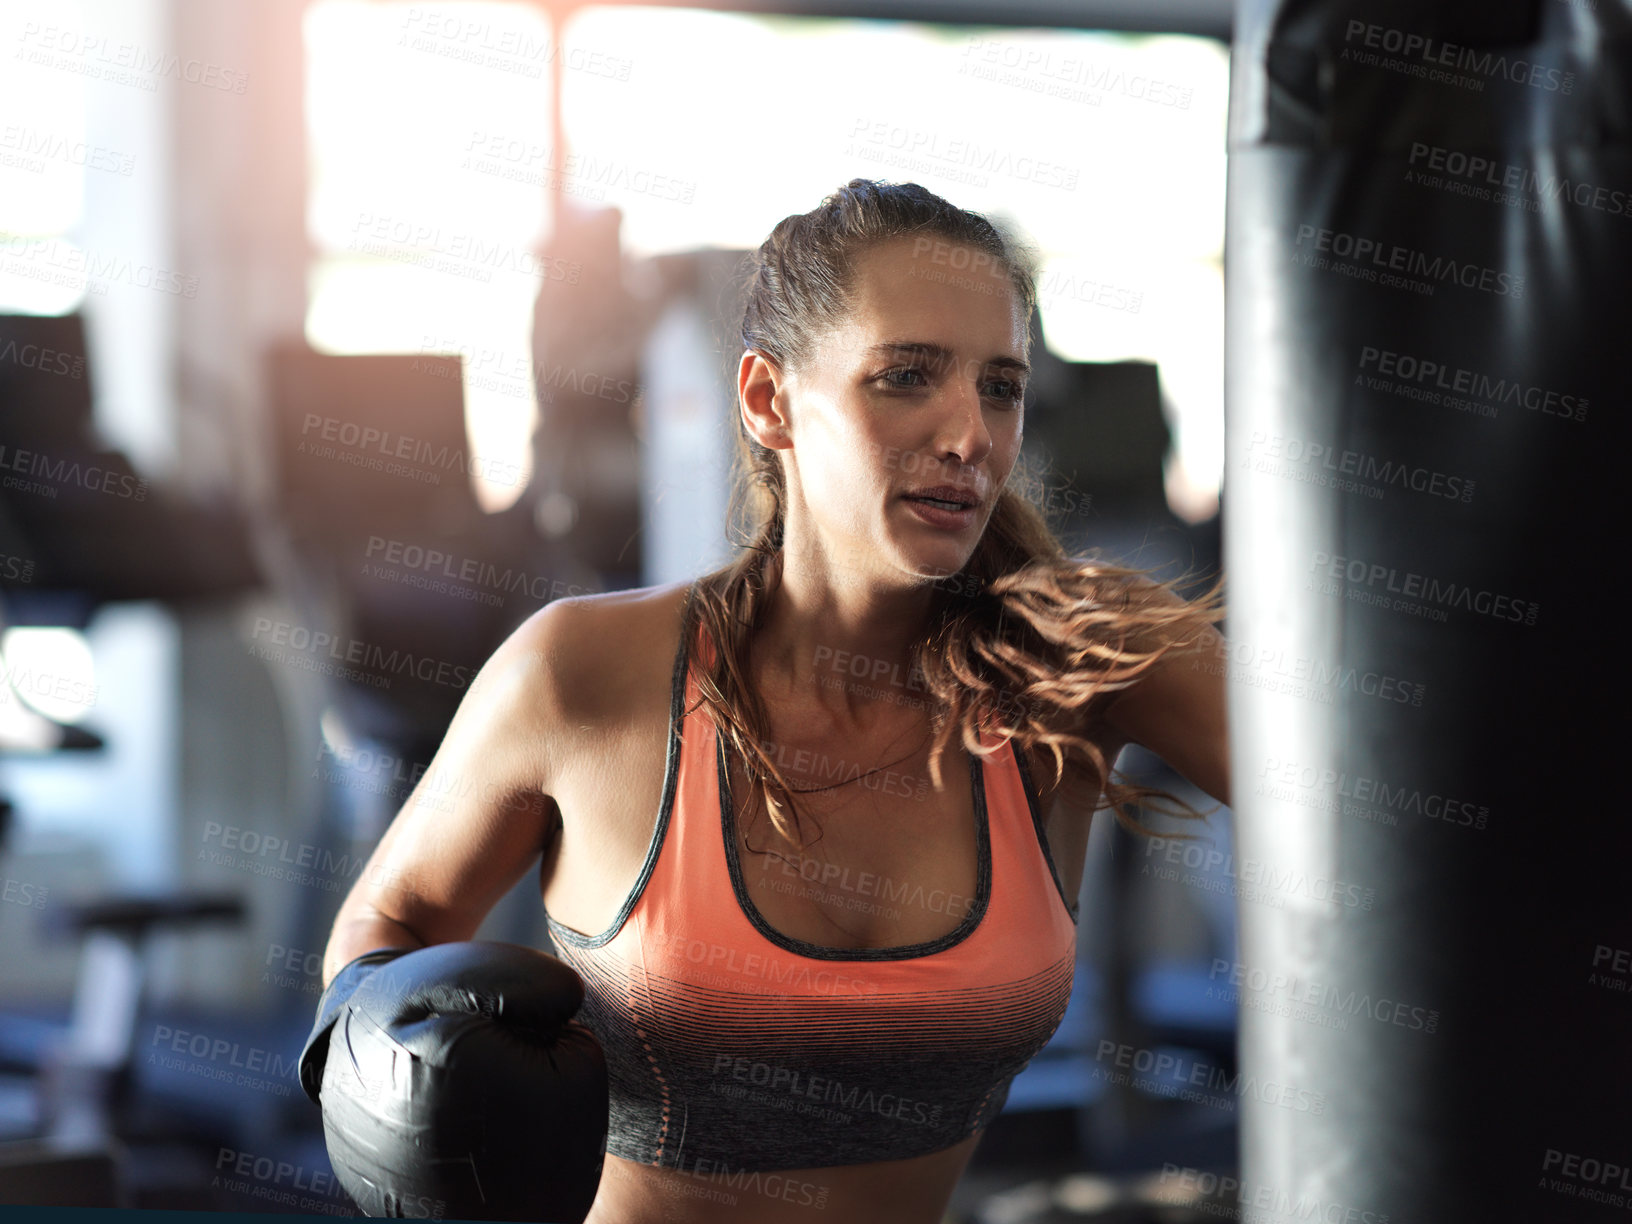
[299,946,415,1104]
[305,940,608,1223]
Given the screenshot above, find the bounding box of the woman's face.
[767,235,1029,588]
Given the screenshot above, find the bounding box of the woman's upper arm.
[340,598,585,947]
[1098,584,1232,809]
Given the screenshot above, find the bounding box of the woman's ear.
[739,349,792,450]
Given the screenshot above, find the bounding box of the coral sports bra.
[545,583,1078,1173]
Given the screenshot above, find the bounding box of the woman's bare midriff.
[537,583,1117,1222]
[584,1134,981,1224]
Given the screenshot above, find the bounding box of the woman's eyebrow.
[863,340,1030,375]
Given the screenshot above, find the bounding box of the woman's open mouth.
[901,487,980,529]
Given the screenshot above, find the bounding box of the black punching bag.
[1227,1,1632,1220]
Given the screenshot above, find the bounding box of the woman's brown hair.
[689,177,1225,852]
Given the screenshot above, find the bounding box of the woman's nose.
[933,380,994,467]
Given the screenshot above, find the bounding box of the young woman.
[318,178,1229,1223]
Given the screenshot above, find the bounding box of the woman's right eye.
[878,367,928,389]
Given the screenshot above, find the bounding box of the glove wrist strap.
[297,946,415,1103]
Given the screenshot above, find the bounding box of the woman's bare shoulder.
[490,579,695,725]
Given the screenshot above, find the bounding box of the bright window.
[303,0,557,511]
[558,10,1229,519]
[0,0,92,315]
[302,3,1229,519]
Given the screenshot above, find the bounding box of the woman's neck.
[750,549,937,732]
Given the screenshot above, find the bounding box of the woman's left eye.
[985,379,1025,405]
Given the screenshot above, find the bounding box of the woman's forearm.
[322,906,428,988]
